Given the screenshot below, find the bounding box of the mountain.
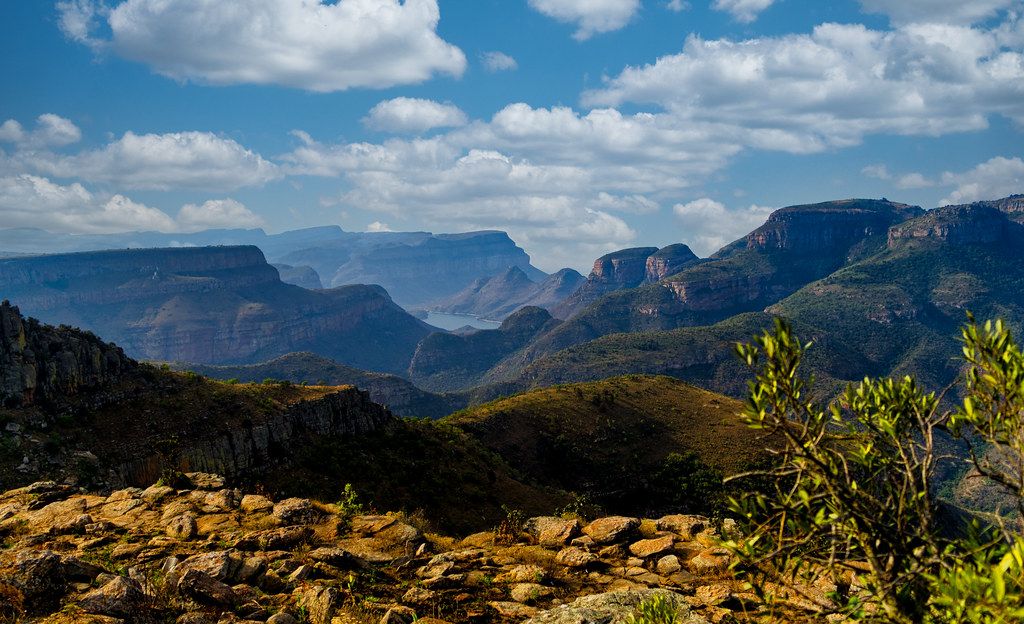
[182,352,464,418]
[408,306,562,392]
[769,198,1024,392]
[481,199,922,385]
[0,246,431,373]
[271,263,323,289]
[644,244,701,282]
[433,266,585,320]
[0,226,548,308]
[321,230,547,306]
[551,247,662,319]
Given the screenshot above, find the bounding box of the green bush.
[727,317,1024,623]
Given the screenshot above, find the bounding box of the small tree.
[726,317,1024,623]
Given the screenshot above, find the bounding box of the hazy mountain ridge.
[432,266,585,320]
[0,246,431,374]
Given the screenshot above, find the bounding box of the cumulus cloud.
[58,0,466,92]
[177,198,265,231]
[363,97,468,133]
[0,174,177,233]
[858,0,1021,25]
[673,197,773,254]
[712,0,775,24]
[939,156,1024,205]
[584,20,1024,151]
[481,51,518,72]
[528,0,641,40]
[0,114,81,148]
[14,130,279,191]
[367,221,392,232]
[862,164,934,188]
[665,1,689,12]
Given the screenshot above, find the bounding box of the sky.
[1,0,1022,271]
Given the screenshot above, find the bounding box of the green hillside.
[448,374,773,517]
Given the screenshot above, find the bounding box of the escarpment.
[0,246,431,372]
[888,202,1021,247]
[0,300,135,408]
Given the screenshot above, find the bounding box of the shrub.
[726,317,1024,623]
[625,594,678,624]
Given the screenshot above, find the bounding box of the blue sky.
[1,0,1022,271]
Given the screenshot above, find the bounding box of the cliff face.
[888,203,1017,247]
[0,300,135,408]
[114,387,394,486]
[743,199,921,254]
[645,244,699,283]
[0,246,430,373]
[552,247,659,319]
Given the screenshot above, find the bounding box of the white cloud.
[15,130,279,191]
[367,221,392,232]
[712,0,775,24]
[481,51,518,72]
[0,114,81,148]
[58,0,467,92]
[528,0,641,40]
[665,0,689,12]
[363,97,468,133]
[858,0,1021,25]
[673,197,773,255]
[862,164,891,180]
[177,199,265,231]
[584,20,1024,151]
[939,156,1024,205]
[0,174,177,233]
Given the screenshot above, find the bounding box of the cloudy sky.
[1,0,1022,270]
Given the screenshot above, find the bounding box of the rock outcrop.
[0,300,135,409]
[645,244,699,283]
[0,246,431,373]
[0,476,797,623]
[552,248,659,319]
[888,202,1020,247]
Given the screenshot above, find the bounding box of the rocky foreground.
[0,473,819,624]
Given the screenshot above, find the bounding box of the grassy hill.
[447,374,773,517]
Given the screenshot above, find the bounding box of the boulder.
[177,569,236,606]
[273,498,325,526]
[583,517,640,545]
[524,589,709,624]
[629,535,674,559]
[554,547,598,569]
[77,576,147,617]
[525,516,580,549]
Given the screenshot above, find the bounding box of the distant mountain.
[552,246,663,319]
[0,226,548,308]
[0,246,431,373]
[271,263,323,289]
[433,265,585,320]
[481,199,922,385]
[320,231,547,305]
[409,306,560,392]
[183,352,464,418]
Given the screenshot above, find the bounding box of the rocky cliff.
[0,300,135,409]
[645,244,699,283]
[552,247,659,319]
[888,202,1020,247]
[0,246,431,373]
